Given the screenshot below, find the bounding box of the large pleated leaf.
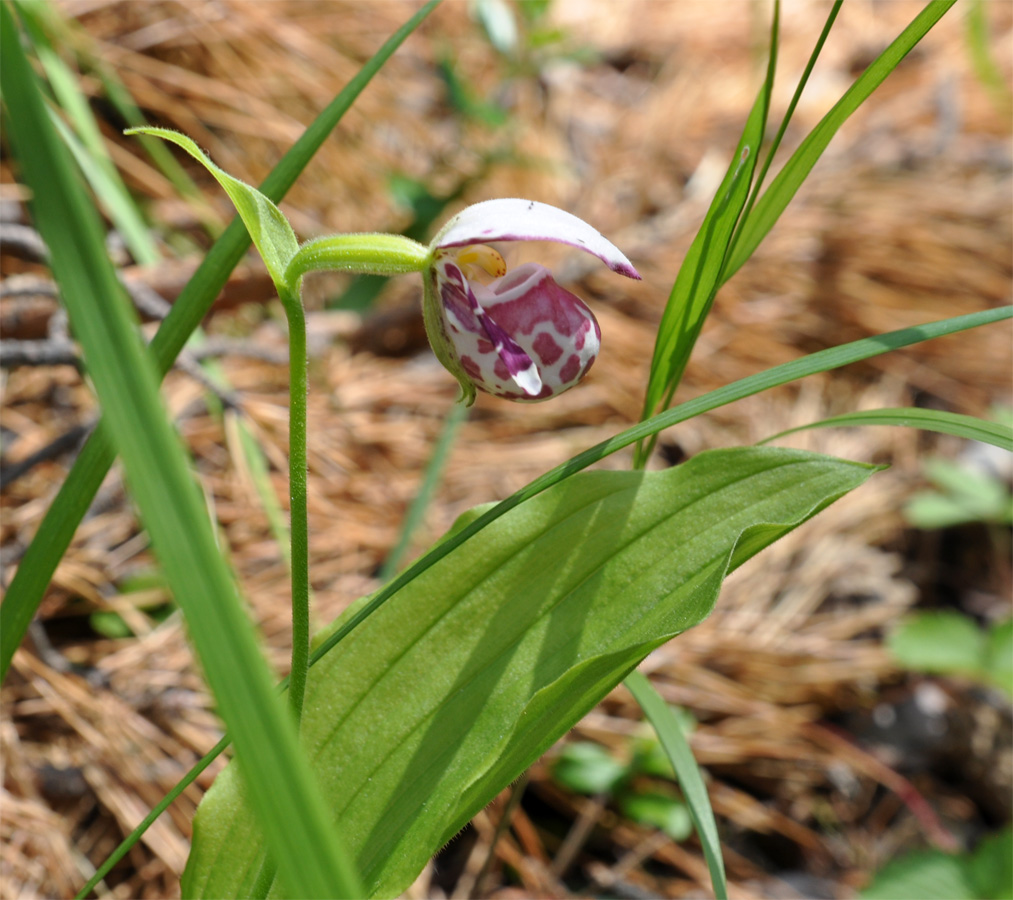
[183,446,878,899]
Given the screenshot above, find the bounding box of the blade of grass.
[201,350,293,567]
[624,670,726,900]
[634,2,778,468]
[619,0,827,857]
[46,108,159,264]
[619,0,838,849]
[75,303,1013,877]
[733,1,842,246]
[22,0,224,235]
[13,0,159,264]
[233,412,293,567]
[75,735,231,900]
[1,5,362,896]
[965,0,1013,120]
[379,400,469,581]
[0,0,441,684]
[723,0,956,281]
[638,1,954,470]
[759,408,1013,451]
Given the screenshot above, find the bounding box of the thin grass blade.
[200,352,293,567]
[233,414,293,566]
[634,3,778,467]
[624,670,727,900]
[46,109,159,265]
[29,0,223,234]
[760,408,1013,451]
[0,8,362,896]
[379,400,469,581]
[13,0,159,264]
[965,0,1013,119]
[74,735,231,900]
[734,1,842,244]
[723,0,956,282]
[0,0,441,683]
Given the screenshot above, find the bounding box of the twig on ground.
[0,422,94,490]
[0,222,50,263]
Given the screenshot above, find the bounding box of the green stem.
[279,282,310,724]
[285,232,428,284]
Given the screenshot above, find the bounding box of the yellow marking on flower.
[455,244,507,280]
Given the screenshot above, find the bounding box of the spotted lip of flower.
[422,198,641,405]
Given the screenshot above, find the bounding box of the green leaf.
[0,5,361,896]
[380,400,468,580]
[126,127,298,289]
[923,458,1011,512]
[181,446,878,898]
[889,613,1013,698]
[733,2,842,249]
[620,790,693,842]
[13,0,160,264]
[0,0,441,686]
[633,717,695,781]
[437,55,509,126]
[625,670,726,899]
[862,828,1013,900]
[303,305,1011,713]
[635,6,775,465]
[968,827,1013,900]
[861,848,977,900]
[905,491,1000,530]
[965,0,1013,119]
[67,303,1013,897]
[89,611,133,639]
[906,458,1013,528]
[760,408,1013,452]
[723,0,956,280]
[887,611,987,678]
[984,620,1013,698]
[553,742,629,795]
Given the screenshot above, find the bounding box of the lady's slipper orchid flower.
[421,199,640,405]
[123,129,641,406]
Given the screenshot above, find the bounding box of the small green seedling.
[553,712,697,842]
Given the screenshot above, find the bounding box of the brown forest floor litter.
[1,1,1011,898]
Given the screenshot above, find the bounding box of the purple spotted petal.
[436,259,600,402]
[432,199,641,281]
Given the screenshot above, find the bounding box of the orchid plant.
[4,2,1010,899]
[139,127,641,412]
[120,125,643,744]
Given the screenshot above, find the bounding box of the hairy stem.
[279,283,310,723]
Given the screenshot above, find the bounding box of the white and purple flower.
[422,199,640,404]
